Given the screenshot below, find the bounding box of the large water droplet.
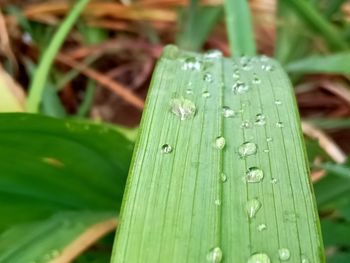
[232,81,250,94]
[222,106,235,118]
[161,144,173,154]
[182,57,202,71]
[204,50,223,59]
[170,98,196,120]
[276,121,284,128]
[238,142,257,158]
[278,248,290,261]
[255,114,266,126]
[247,253,271,263]
[207,247,223,263]
[204,72,213,83]
[215,136,226,150]
[246,198,262,218]
[257,224,267,232]
[246,167,264,183]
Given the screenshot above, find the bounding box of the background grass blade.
[111,46,324,262]
[176,2,222,51]
[286,53,350,74]
[281,0,348,51]
[26,0,90,113]
[224,0,256,56]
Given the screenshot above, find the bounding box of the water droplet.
[247,253,271,263]
[275,100,282,105]
[161,144,173,154]
[233,69,240,79]
[260,55,269,62]
[255,114,266,126]
[278,248,290,261]
[276,121,284,128]
[232,81,250,94]
[220,173,227,182]
[186,89,193,94]
[271,178,278,184]
[246,167,264,183]
[283,211,298,222]
[170,97,196,120]
[204,72,213,83]
[301,255,310,263]
[222,106,235,118]
[241,120,252,129]
[204,49,223,59]
[252,75,261,84]
[215,136,226,150]
[215,199,221,206]
[182,57,202,71]
[257,224,267,232]
[203,91,211,98]
[263,149,269,153]
[242,63,252,71]
[261,64,274,72]
[266,137,273,142]
[246,198,262,218]
[238,142,257,158]
[207,247,223,263]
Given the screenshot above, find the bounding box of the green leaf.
[321,219,350,247]
[0,211,115,263]
[224,0,256,56]
[111,46,324,262]
[0,113,132,230]
[286,53,350,74]
[176,3,222,51]
[328,252,350,263]
[281,0,348,51]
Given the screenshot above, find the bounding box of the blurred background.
[1,0,350,262]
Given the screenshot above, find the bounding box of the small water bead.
[278,248,291,261]
[215,136,226,150]
[255,114,266,126]
[186,89,193,95]
[246,167,264,183]
[257,224,267,232]
[261,64,274,72]
[252,75,261,84]
[242,63,252,71]
[233,69,240,79]
[241,120,252,129]
[238,142,257,158]
[170,97,196,120]
[232,81,250,94]
[222,106,235,118]
[266,137,273,142]
[220,173,227,182]
[275,100,282,105]
[204,49,223,59]
[271,178,278,184]
[263,149,270,153]
[260,55,269,62]
[203,91,211,98]
[182,57,202,71]
[301,255,310,263]
[215,199,222,206]
[276,121,284,128]
[206,247,223,263]
[247,253,271,263]
[161,144,173,154]
[246,198,262,218]
[203,72,214,83]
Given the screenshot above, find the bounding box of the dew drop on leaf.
[246,167,264,183]
[161,144,173,154]
[220,173,227,182]
[204,49,223,59]
[257,224,267,232]
[275,100,282,105]
[206,247,223,263]
[215,136,226,150]
[246,198,262,218]
[247,253,271,263]
[232,81,250,94]
[170,97,196,120]
[278,248,291,261]
[238,142,257,158]
[182,57,202,71]
[203,72,213,83]
[203,91,211,98]
[222,106,235,118]
[255,114,266,126]
[276,121,284,128]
